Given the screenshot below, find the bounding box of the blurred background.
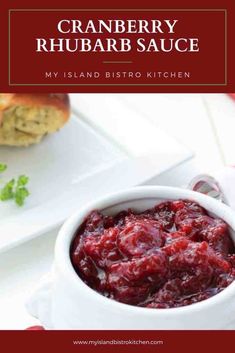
[71,93,235,182]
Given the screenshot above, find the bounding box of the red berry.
[117,220,164,257]
[71,199,235,308]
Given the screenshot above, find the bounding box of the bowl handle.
[188,174,228,204]
[25,271,53,329]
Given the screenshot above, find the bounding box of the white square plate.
[0,97,192,253]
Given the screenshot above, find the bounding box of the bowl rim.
[55,185,235,317]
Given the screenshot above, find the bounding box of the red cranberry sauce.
[71,200,235,308]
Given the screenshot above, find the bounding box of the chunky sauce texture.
[71,200,235,308]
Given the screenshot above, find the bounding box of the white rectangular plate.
[0,99,192,253]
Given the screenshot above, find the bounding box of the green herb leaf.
[0,179,15,201]
[0,163,7,173]
[14,187,30,206]
[14,175,30,206]
[17,175,29,187]
[0,174,30,206]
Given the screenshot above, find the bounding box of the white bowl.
[37,186,235,329]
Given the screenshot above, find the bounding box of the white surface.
[0,230,56,329]
[0,93,234,329]
[27,186,235,330]
[121,95,214,171]
[203,94,235,166]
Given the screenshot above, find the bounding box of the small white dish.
[0,115,191,253]
[27,186,235,329]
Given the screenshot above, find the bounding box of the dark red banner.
[0,0,234,92]
[9,9,226,87]
[0,330,235,353]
